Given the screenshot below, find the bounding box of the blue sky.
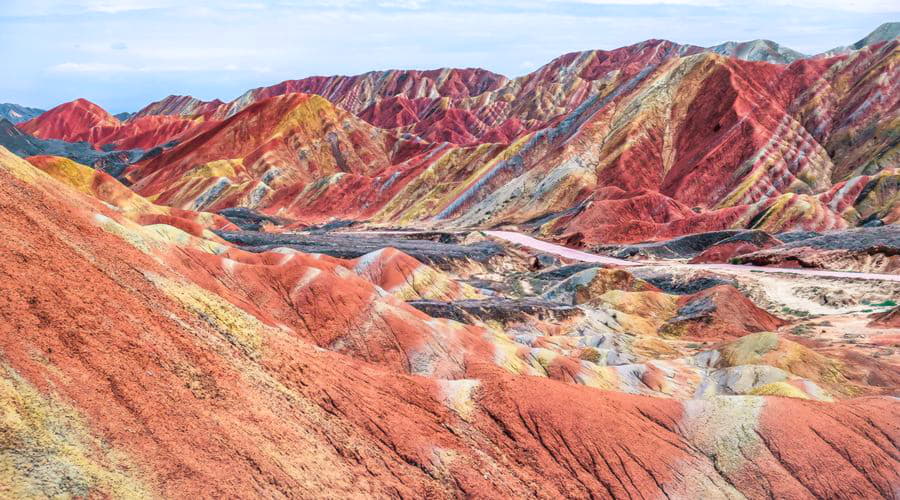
[1,1,896,113]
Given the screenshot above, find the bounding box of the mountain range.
[6,23,897,246]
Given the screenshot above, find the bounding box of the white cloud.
[48,61,272,74]
[49,62,135,73]
[225,2,267,9]
[764,0,899,13]
[377,0,427,8]
[557,0,725,5]
[81,0,175,13]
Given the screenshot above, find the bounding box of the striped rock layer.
[16,35,900,244]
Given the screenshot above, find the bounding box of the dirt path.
[486,230,900,282]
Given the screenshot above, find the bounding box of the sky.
[1,1,897,113]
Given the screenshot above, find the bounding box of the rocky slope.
[125,92,393,218]
[2,144,899,497]
[733,226,900,273]
[820,21,900,57]
[708,39,806,64]
[0,118,146,176]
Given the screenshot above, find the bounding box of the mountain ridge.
[9,24,900,244]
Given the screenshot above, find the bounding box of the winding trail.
[486,230,900,282]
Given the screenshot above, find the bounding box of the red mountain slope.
[125,93,393,219]
[3,143,900,497]
[18,98,119,142]
[18,98,208,150]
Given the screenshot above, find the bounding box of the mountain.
[128,38,807,142]
[820,21,900,57]
[850,22,900,50]
[125,92,392,217]
[18,98,119,141]
[18,98,209,151]
[0,118,145,176]
[119,34,898,244]
[218,67,509,118]
[13,26,900,244]
[0,103,44,124]
[852,21,900,49]
[131,94,225,119]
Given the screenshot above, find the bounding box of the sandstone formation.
[2,24,899,498]
[3,145,899,497]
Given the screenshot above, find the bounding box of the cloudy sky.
[2,0,896,113]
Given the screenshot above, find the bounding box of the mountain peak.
[852,21,900,49]
[707,38,806,64]
[132,94,226,120]
[17,98,119,143]
[70,97,110,113]
[819,21,899,57]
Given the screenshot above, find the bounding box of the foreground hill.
[3,144,899,497]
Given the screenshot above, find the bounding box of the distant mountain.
[707,39,806,64]
[0,118,146,177]
[18,98,206,150]
[18,98,120,142]
[0,118,47,155]
[851,22,900,49]
[114,111,134,121]
[819,22,900,57]
[20,24,899,242]
[126,92,392,213]
[0,103,44,124]
[130,94,225,119]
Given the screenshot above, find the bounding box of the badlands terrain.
[1,23,899,498]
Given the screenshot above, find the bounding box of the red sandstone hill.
[18,98,119,142]
[3,143,900,497]
[130,94,225,119]
[18,98,208,151]
[124,93,394,219]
